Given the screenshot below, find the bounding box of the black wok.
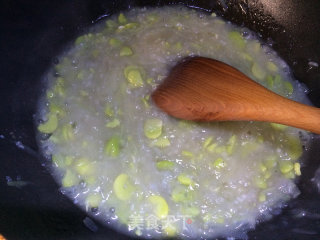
[1,0,320,239]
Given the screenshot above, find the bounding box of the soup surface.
[37,6,312,239]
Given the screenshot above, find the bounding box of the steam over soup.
[37,6,312,239]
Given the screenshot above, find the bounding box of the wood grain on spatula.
[152,57,320,134]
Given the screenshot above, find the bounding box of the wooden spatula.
[152,57,320,134]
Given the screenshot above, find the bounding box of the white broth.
[37,6,312,239]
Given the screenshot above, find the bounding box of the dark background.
[1,0,320,239]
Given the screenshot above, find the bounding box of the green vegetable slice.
[52,154,64,168]
[124,22,139,29]
[148,195,169,219]
[109,38,122,47]
[213,158,226,169]
[151,137,171,148]
[207,143,217,152]
[52,77,65,97]
[104,136,121,157]
[254,176,267,189]
[286,135,303,160]
[259,192,266,202]
[62,170,78,187]
[274,74,282,85]
[251,63,266,80]
[163,225,176,237]
[227,135,237,155]
[266,75,274,88]
[124,66,144,87]
[141,95,150,108]
[156,160,175,170]
[128,70,143,87]
[113,173,134,201]
[118,13,127,24]
[259,163,267,173]
[267,61,278,72]
[104,104,114,117]
[181,150,194,158]
[52,155,73,168]
[49,103,66,118]
[264,155,278,169]
[144,118,163,139]
[182,207,200,217]
[171,187,195,203]
[75,35,86,45]
[177,174,194,186]
[270,123,288,131]
[284,81,294,95]
[120,46,133,56]
[242,53,253,62]
[228,31,245,49]
[75,157,95,176]
[264,170,272,179]
[294,162,301,176]
[38,113,58,134]
[106,119,120,128]
[279,161,294,174]
[62,123,75,141]
[86,194,102,208]
[203,137,213,149]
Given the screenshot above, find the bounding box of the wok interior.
[1,0,320,239]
